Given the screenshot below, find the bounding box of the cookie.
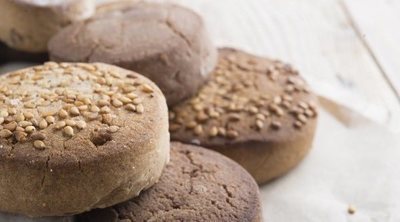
[169,48,318,184]
[0,42,48,64]
[77,142,262,222]
[48,2,217,106]
[0,0,95,52]
[0,62,169,217]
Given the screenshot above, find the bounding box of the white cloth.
[261,110,400,222]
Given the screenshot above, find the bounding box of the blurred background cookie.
[48,2,217,106]
[0,0,95,53]
[77,142,262,222]
[0,62,169,217]
[169,48,319,184]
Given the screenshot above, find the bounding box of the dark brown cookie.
[0,62,169,217]
[169,48,319,184]
[77,142,262,222]
[48,2,217,106]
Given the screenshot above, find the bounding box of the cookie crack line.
[221,184,237,209]
[78,160,83,173]
[181,150,200,168]
[70,21,101,62]
[84,41,101,62]
[40,155,51,189]
[164,11,192,48]
[164,21,191,47]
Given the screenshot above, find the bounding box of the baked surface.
[169,48,318,184]
[48,2,217,106]
[0,0,95,52]
[77,142,262,222]
[0,62,169,217]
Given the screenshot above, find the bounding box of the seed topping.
[0,63,153,150]
[169,51,318,140]
[63,126,74,137]
[33,140,46,150]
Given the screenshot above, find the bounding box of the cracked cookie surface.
[0,62,170,217]
[77,142,262,222]
[48,2,217,106]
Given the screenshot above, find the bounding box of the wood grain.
[171,0,400,131]
[343,0,400,98]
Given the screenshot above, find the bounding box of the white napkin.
[261,109,400,222]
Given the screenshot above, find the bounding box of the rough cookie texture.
[0,62,170,217]
[0,0,95,52]
[77,142,262,222]
[170,48,319,184]
[48,2,217,106]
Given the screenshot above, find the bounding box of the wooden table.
[174,0,400,132]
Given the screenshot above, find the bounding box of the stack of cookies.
[0,1,318,221]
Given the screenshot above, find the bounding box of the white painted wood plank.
[169,0,400,131]
[343,0,400,98]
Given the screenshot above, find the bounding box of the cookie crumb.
[347,205,356,215]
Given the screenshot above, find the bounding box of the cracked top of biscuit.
[48,2,216,106]
[77,142,262,222]
[0,62,164,152]
[48,2,203,64]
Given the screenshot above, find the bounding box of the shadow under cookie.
[0,42,48,64]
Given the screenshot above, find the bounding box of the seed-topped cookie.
[0,62,170,217]
[78,142,262,222]
[48,2,217,106]
[170,48,318,184]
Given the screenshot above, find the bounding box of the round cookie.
[0,62,170,217]
[169,48,318,184]
[48,2,217,106]
[0,0,95,52]
[77,142,262,222]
